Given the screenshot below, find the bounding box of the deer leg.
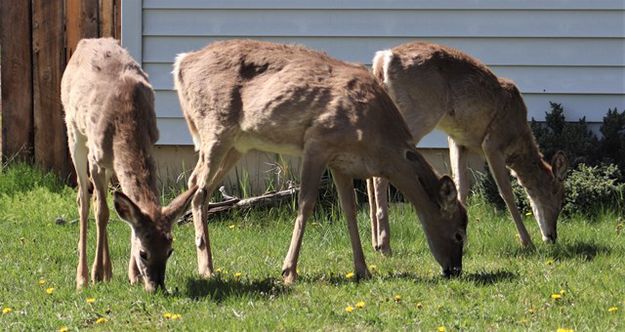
[282,148,327,284]
[90,164,110,283]
[372,177,391,255]
[332,169,371,280]
[189,146,241,278]
[482,143,534,248]
[366,178,379,250]
[448,137,470,205]
[68,129,90,289]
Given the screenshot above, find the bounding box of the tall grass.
[0,164,623,330]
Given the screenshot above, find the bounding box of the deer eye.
[167,248,174,258]
[139,250,149,261]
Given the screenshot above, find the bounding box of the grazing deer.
[173,40,468,283]
[368,41,568,253]
[61,38,197,292]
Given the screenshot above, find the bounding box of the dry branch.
[178,185,299,225]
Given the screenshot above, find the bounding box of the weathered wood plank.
[114,0,121,39]
[0,0,34,161]
[66,0,99,61]
[99,0,115,37]
[32,0,72,179]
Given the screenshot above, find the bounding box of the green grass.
[0,163,624,330]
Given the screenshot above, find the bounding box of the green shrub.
[563,163,625,215]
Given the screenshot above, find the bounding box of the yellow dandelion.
[355,301,365,309]
[551,293,562,300]
[394,295,401,302]
[546,259,555,265]
[2,307,13,314]
[171,314,182,320]
[559,289,566,295]
[556,328,574,332]
[95,317,107,324]
[38,279,47,285]
[228,224,235,229]
[370,264,377,272]
[438,326,446,332]
[163,312,173,319]
[234,272,242,278]
[86,298,96,304]
[58,327,69,332]
[608,306,618,313]
[416,302,423,309]
[46,287,55,295]
[345,272,355,279]
[345,305,354,313]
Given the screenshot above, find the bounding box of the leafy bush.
[562,163,625,215]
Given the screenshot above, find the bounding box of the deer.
[173,39,468,283]
[61,38,197,292]
[367,41,568,254]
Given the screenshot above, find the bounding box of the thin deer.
[368,41,567,253]
[61,38,197,292]
[173,40,468,283]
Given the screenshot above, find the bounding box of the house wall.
[122,0,625,192]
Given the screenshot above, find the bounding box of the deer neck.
[113,140,161,218]
[507,142,551,193]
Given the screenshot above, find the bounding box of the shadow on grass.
[182,276,290,302]
[461,270,518,286]
[547,241,611,261]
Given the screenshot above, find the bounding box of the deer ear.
[162,185,198,227]
[551,151,568,182]
[113,191,145,229]
[438,176,458,214]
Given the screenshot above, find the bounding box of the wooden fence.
[0,0,121,181]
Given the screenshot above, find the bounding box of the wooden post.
[99,0,115,38]
[0,0,34,162]
[32,0,72,179]
[66,0,99,61]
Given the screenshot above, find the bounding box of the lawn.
[0,164,623,331]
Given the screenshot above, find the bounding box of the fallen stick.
[178,185,299,225]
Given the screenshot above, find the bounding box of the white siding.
[123,1,625,148]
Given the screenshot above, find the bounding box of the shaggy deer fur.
[61,38,197,292]
[174,40,468,282]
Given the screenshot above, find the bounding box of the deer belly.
[328,153,371,179]
[234,133,303,156]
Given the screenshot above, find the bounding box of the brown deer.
[61,38,197,292]
[173,40,468,283]
[367,41,568,254]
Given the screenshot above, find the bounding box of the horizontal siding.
[123,2,625,146]
[143,9,625,38]
[144,0,625,10]
[145,63,625,95]
[144,36,625,67]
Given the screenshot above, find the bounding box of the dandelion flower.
[416,302,423,309]
[46,287,55,295]
[95,317,107,324]
[394,295,401,302]
[438,326,446,332]
[546,259,555,265]
[551,293,562,300]
[608,306,618,313]
[234,272,242,278]
[228,224,235,229]
[2,307,12,314]
[559,289,566,295]
[369,264,377,272]
[163,312,173,319]
[355,301,365,309]
[171,314,182,320]
[345,272,355,279]
[58,327,69,332]
[38,279,47,285]
[557,328,574,332]
[345,305,354,313]
[86,298,96,304]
